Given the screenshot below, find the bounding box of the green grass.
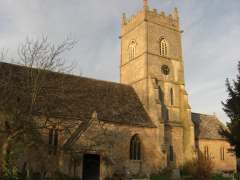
[150,175,193,180]
[181,176,193,180]
[149,174,232,180]
[150,174,170,180]
[211,174,232,180]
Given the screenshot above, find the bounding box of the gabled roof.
[0,62,154,127]
[192,112,226,140]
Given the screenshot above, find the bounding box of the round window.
[161,65,170,75]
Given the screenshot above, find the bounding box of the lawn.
[150,175,170,180]
[149,174,232,180]
[211,174,232,180]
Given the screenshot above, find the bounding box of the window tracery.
[130,134,141,160]
[128,40,137,60]
[160,38,168,56]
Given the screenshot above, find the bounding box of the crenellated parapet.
[121,6,180,36]
[121,9,144,26]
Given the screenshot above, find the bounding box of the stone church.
[0,0,236,179]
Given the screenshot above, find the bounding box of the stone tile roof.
[192,112,226,140]
[0,62,154,127]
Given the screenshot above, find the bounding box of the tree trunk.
[1,133,21,177]
[2,140,10,175]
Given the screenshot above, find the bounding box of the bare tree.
[0,36,80,179]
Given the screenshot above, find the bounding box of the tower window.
[160,39,168,56]
[130,134,141,160]
[220,147,225,160]
[170,88,174,106]
[161,65,170,75]
[128,40,137,60]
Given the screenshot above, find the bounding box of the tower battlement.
[121,5,180,36]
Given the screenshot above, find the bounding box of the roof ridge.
[0,61,130,88]
[192,112,216,118]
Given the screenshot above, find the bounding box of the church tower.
[120,0,195,166]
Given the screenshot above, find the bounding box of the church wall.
[120,20,148,106]
[147,78,166,157]
[172,126,184,166]
[147,20,185,84]
[121,22,146,67]
[131,79,148,106]
[165,125,184,167]
[147,52,184,85]
[66,120,166,179]
[148,55,175,81]
[120,56,146,84]
[198,139,236,172]
[147,22,181,60]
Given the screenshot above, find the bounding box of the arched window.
[5,121,10,131]
[49,128,54,145]
[170,88,174,106]
[204,146,209,160]
[54,129,59,154]
[169,145,174,161]
[48,128,59,155]
[128,40,137,60]
[160,39,168,56]
[130,134,141,160]
[220,147,225,160]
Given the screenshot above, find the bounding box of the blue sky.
[0,0,240,123]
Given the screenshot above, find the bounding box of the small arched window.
[49,128,54,145]
[5,121,10,130]
[204,146,209,160]
[48,128,59,155]
[128,40,137,60]
[169,145,174,161]
[160,39,168,56]
[170,88,174,106]
[220,147,225,160]
[130,134,141,160]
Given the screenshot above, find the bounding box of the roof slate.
[192,112,226,140]
[0,62,154,127]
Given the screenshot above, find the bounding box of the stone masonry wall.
[198,139,236,172]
